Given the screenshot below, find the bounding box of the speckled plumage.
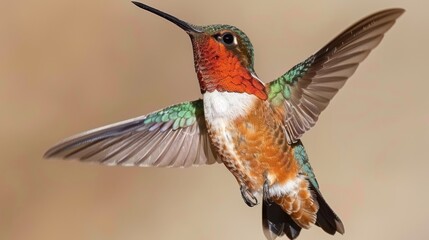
[45,3,404,240]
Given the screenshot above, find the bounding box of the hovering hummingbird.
[45,2,404,239]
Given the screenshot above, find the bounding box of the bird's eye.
[222,33,235,45]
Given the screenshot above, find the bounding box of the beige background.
[1,0,428,239]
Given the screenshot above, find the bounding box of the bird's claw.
[240,186,258,207]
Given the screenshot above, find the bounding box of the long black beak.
[132,2,202,34]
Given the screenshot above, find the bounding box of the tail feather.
[263,201,301,240]
[310,183,345,235]
[274,178,319,229]
[262,181,344,239]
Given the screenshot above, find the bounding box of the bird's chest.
[203,92,259,157]
[203,91,294,191]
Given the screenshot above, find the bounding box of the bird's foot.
[240,186,258,207]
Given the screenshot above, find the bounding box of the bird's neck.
[193,39,267,100]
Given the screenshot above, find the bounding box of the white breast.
[203,91,257,127]
[203,91,258,182]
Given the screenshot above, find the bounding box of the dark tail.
[310,183,345,235]
[262,182,344,240]
[263,201,302,240]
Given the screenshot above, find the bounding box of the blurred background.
[1,0,428,239]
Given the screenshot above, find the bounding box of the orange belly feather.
[207,99,318,228]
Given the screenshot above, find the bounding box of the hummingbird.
[44,2,404,239]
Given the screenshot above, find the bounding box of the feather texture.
[267,8,404,143]
[44,100,220,167]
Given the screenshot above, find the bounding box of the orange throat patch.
[194,39,267,100]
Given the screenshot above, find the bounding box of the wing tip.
[43,151,53,159]
[43,146,60,159]
[43,139,82,160]
[371,8,405,18]
[387,8,406,21]
[387,8,405,14]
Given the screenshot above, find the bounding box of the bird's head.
[132,2,267,99]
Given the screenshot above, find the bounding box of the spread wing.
[44,100,221,167]
[267,8,404,143]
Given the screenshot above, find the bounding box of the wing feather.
[44,100,220,167]
[267,8,404,143]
